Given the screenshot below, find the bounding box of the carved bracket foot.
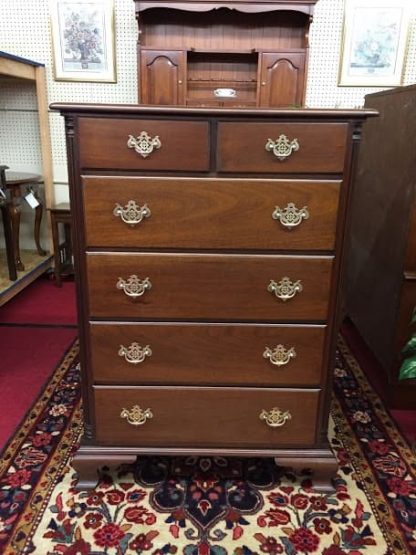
[275,452,338,493]
[72,451,138,490]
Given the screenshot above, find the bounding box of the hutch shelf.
[134,0,317,107]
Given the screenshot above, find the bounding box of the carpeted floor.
[0,275,77,452]
[0,275,77,326]
[0,326,78,448]
[1,336,415,555]
[342,320,416,446]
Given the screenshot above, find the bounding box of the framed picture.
[338,0,411,87]
[50,0,116,82]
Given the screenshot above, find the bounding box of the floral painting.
[339,0,410,87]
[50,0,116,82]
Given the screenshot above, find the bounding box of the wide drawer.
[217,122,348,173]
[78,117,209,171]
[94,386,320,447]
[90,322,326,386]
[83,176,341,250]
[87,253,333,320]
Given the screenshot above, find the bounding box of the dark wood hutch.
[134,0,317,107]
[347,85,416,409]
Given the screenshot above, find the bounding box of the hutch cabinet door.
[140,49,186,105]
[258,52,305,107]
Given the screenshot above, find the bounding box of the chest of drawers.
[53,104,375,491]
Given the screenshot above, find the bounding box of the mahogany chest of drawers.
[53,104,375,490]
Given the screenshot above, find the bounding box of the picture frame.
[50,0,116,82]
[338,0,411,87]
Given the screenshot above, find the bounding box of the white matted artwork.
[50,0,116,82]
[338,0,411,87]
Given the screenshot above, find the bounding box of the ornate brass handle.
[120,405,153,426]
[272,203,309,230]
[268,277,303,302]
[263,345,296,366]
[265,134,300,161]
[116,275,152,298]
[118,343,152,364]
[259,407,291,428]
[113,200,151,227]
[127,131,161,158]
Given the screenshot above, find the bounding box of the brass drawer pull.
[260,407,291,428]
[116,275,152,298]
[265,134,299,161]
[127,131,161,158]
[120,405,153,426]
[268,277,303,301]
[272,203,309,229]
[119,343,152,364]
[263,344,296,366]
[113,200,151,227]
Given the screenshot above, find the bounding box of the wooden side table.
[48,202,73,286]
[5,170,46,271]
[0,165,17,281]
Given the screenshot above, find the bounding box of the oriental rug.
[1,337,416,555]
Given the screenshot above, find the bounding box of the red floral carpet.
[1,337,416,555]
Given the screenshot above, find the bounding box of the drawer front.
[94,386,320,447]
[90,323,326,386]
[87,253,333,320]
[217,122,348,173]
[83,177,341,250]
[78,118,209,171]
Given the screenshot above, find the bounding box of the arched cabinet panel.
[258,52,306,107]
[140,50,186,105]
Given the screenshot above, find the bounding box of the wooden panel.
[90,322,327,386]
[217,122,348,173]
[94,386,320,447]
[83,176,341,250]
[35,66,55,213]
[140,49,186,105]
[404,201,416,274]
[87,252,333,320]
[258,52,305,107]
[78,118,209,171]
[139,9,309,51]
[347,87,416,377]
[0,57,36,80]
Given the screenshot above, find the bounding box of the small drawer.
[90,322,327,386]
[217,122,348,173]
[87,252,333,321]
[93,386,320,448]
[83,176,341,250]
[78,117,209,171]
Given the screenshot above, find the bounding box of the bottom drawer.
[94,386,320,448]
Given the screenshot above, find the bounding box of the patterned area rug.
[1,337,416,555]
